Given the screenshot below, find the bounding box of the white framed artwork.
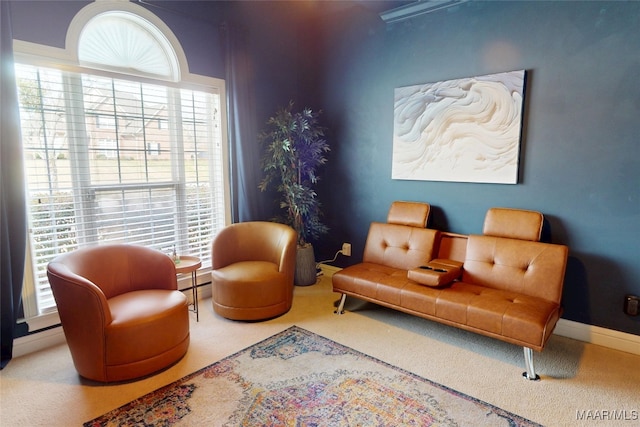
[392,70,526,184]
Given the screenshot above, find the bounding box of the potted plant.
[258,101,330,286]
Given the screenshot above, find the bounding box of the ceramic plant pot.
[295,243,317,286]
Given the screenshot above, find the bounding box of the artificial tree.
[258,101,330,285]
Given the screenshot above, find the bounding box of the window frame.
[13,2,231,332]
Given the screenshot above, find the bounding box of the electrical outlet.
[341,243,352,257]
[624,295,639,316]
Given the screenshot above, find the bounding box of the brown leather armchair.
[211,221,297,321]
[47,244,190,382]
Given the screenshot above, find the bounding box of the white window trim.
[14,0,231,332]
[67,0,186,81]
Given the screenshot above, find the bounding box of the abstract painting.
[392,70,526,184]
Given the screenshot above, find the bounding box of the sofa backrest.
[363,222,439,270]
[462,235,568,303]
[436,232,468,263]
[361,200,437,269]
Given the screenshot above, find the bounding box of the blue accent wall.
[312,1,640,336]
[9,1,639,336]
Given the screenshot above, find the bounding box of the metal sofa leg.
[334,294,347,314]
[522,347,541,381]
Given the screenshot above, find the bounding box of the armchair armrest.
[47,263,112,326]
[47,263,113,377]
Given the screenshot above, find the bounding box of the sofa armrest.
[408,259,462,287]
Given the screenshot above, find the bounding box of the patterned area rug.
[85,326,541,426]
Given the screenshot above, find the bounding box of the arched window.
[77,11,179,80]
[14,1,229,327]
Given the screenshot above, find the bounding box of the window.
[95,115,116,129]
[15,2,229,326]
[147,142,161,156]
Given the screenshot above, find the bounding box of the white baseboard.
[554,318,640,356]
[321,264,640,356]
[13,327,66,358]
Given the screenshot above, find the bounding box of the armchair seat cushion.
[212,261,289,309]
[106,290,189,366]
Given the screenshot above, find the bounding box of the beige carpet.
[1,274,639,426]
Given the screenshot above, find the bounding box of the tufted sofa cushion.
[363,223,439,270]
[398,281,562,350]
[462,235,567,303]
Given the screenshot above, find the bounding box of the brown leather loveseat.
[333,201,568,380]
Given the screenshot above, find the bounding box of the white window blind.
[17,63,227,314]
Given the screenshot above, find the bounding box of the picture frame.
[392,70,526,184]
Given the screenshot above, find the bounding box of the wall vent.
[380,0,468,24]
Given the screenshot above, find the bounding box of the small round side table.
[174,256,202,321]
